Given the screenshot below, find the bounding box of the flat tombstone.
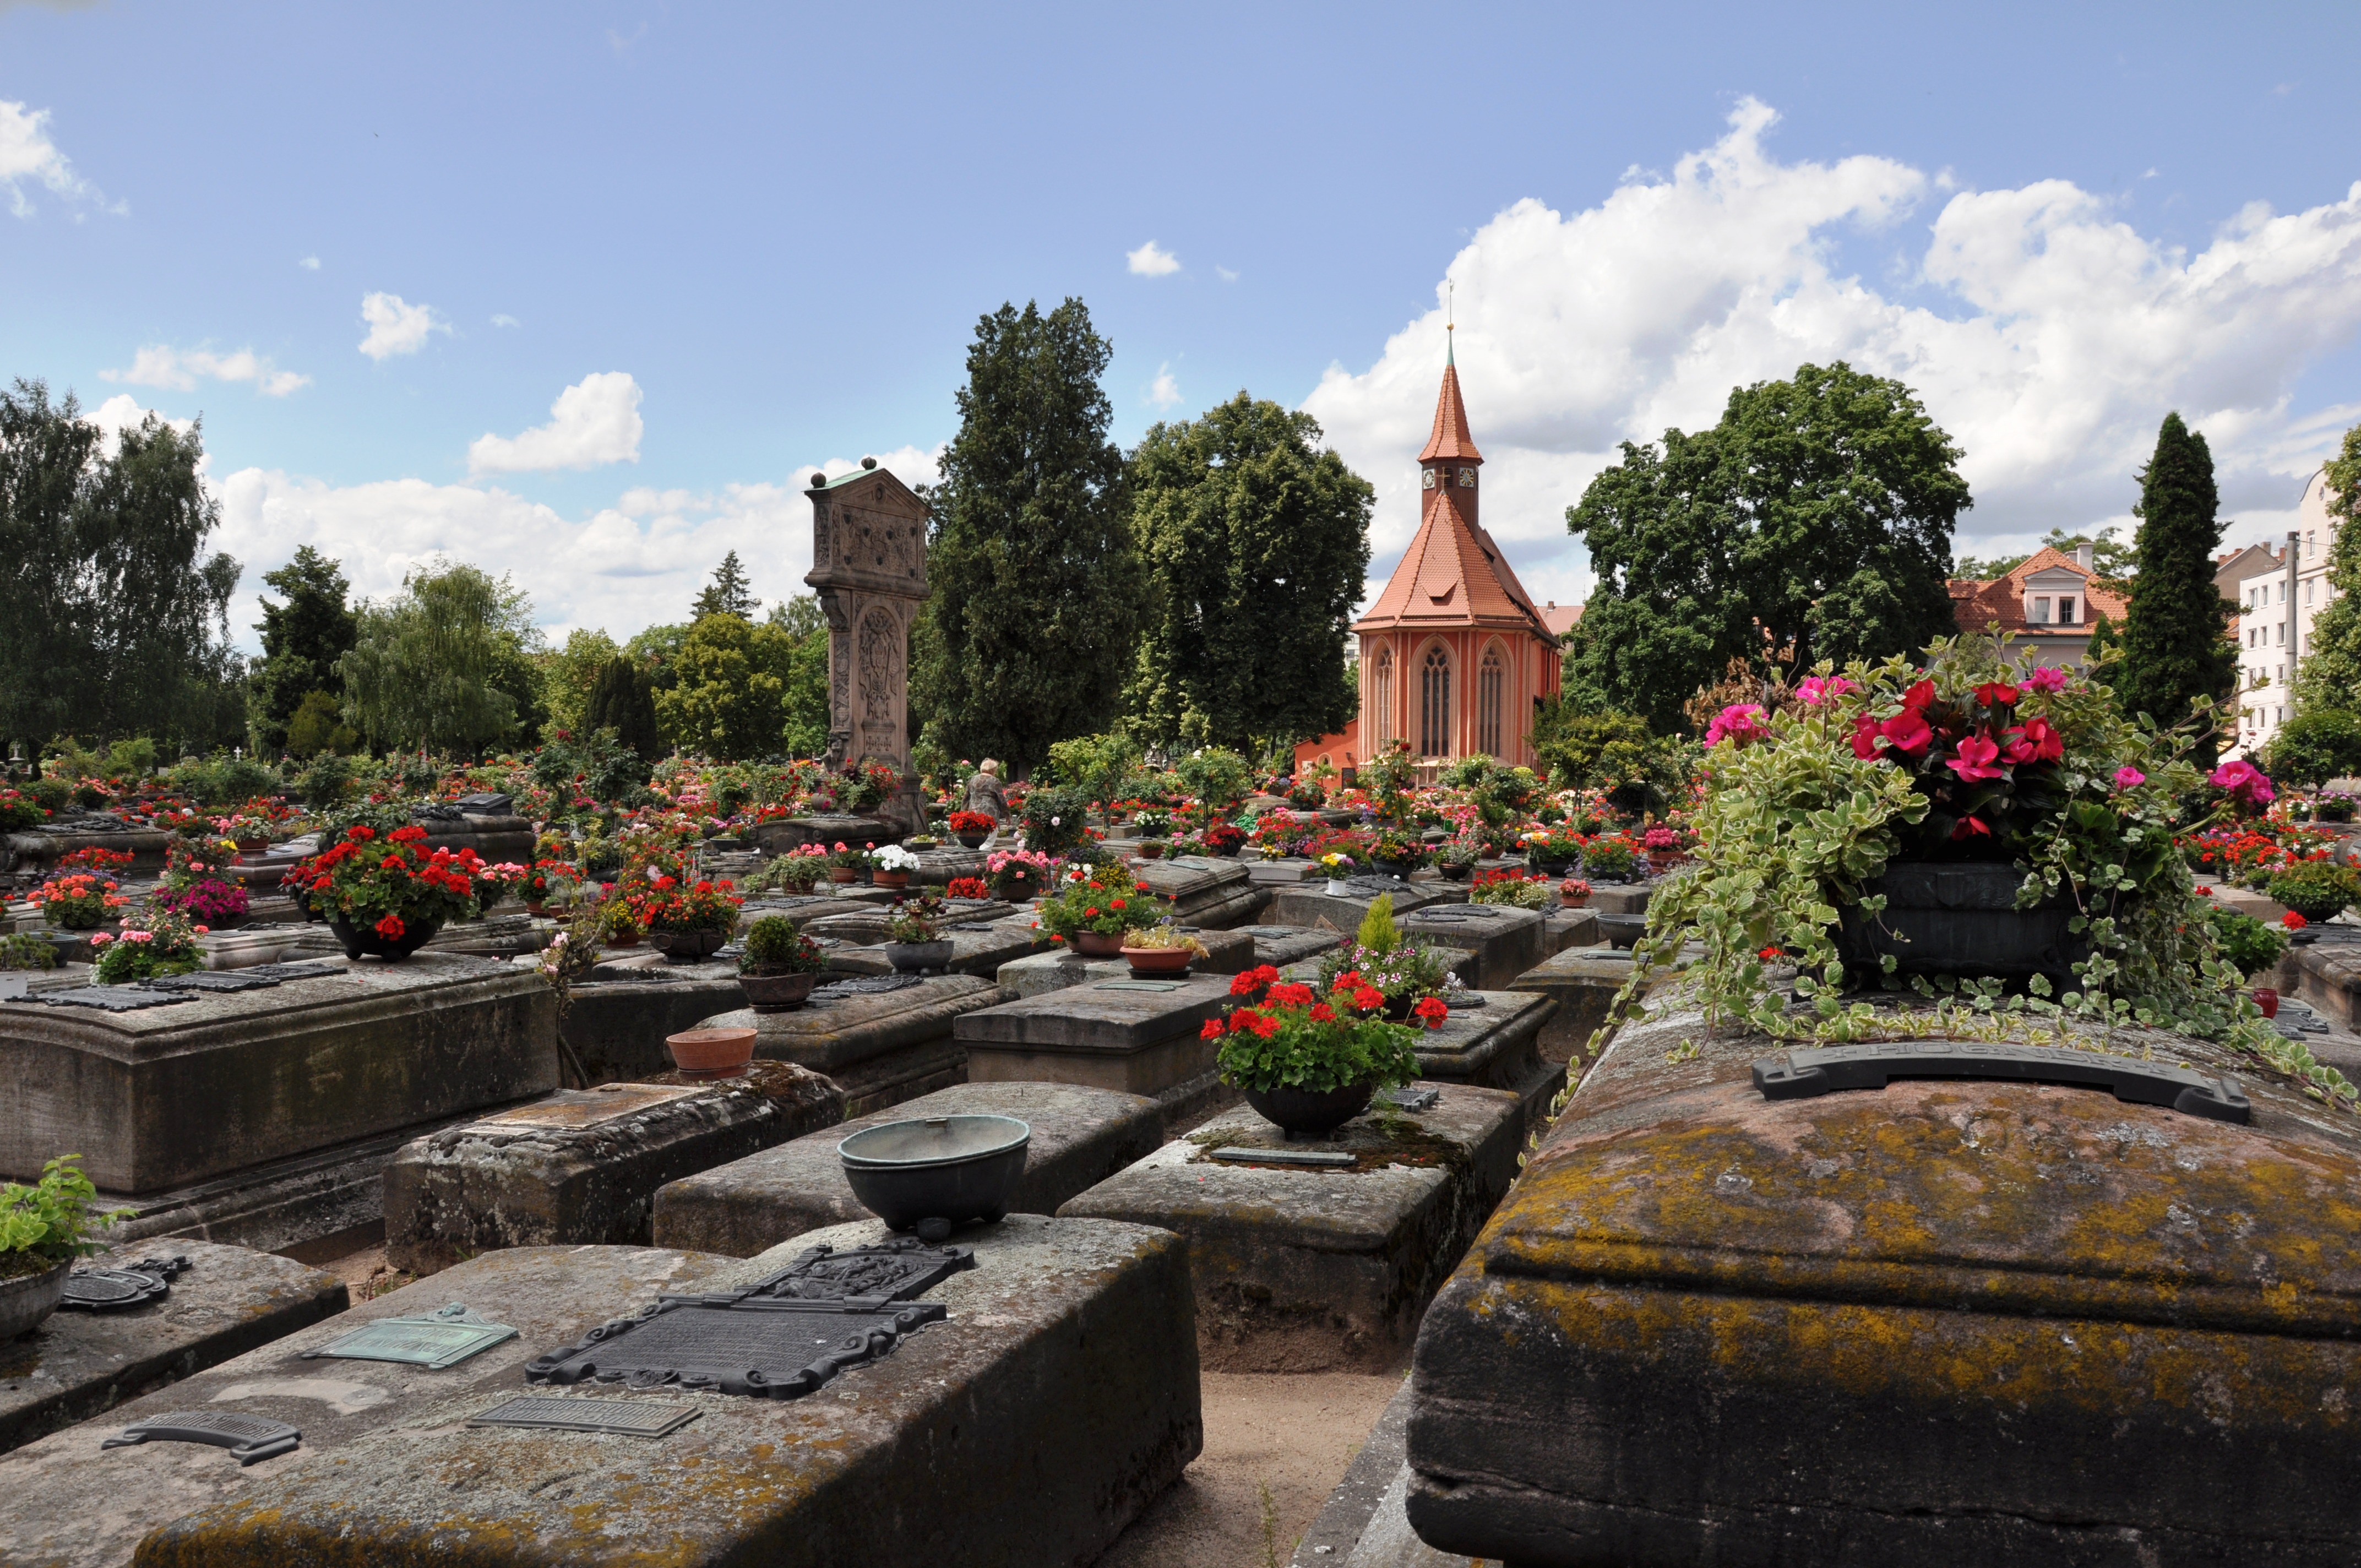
[747,816,895,857]
[1395,902,1547,990]
[1542,906,1601,955]
[382,1068,847,1274]
[955,974,1235,1127]
[0,953,556,1193]
[1244,856,1318,887]
[993,927,1254,999]
[654,1080,1167,1256]
[1509,947,1640,1070]
[559,962,749,1080]
[1263,877,1455,932]
[0,1239,346,1457]
[1131,855,1268,929]
[128,1216,1200,1568]
[1059,1084,1522,1371]
[1405,993,2361,1565]
[698,973,1009,1117]
[1241,925,1348,970]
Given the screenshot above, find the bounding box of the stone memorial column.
[806,458,931,837]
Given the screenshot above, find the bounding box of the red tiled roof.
[1540,602,1584,637]
[1947,546,2128,638]
[1417,363,1483,464]
[1356,484,1550,636]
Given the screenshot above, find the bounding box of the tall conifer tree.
[248,545,358,752]
[2117,413,2238,756]
[915,298,1139,774]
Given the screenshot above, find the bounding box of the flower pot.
[525,900,547,917]
[1372,859,1415,880]
[885,940,953,972]
[1478,847,1503,862]
[828,868,859,885]
[1071,930,1124,957]
[955,831,991,850]
[1120,945,1193,977]
[325,913,444,962]
[233,837,268,857]
[650,928,728,963]
[1325,878,1353,896]
[1439,862,1472,882]
[2253,987,2281,1019]
[1560,884,1592,908]
[1136,843,1165,860]
[606,928,641,949]
[1836,862,2087,987]
[873,870,912,892]
[1243,1080,1377,1138]
[0,1257,70,1340]
[666,1026,755,1080]
[741,971,820,1013]
[1646,852,1682,875]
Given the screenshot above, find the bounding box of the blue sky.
[8,1,2361,647]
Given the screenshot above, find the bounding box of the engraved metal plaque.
[305,1302,519,1369]
[34,987,197,1011]
[473,1084,701,1130]
[524,1297,947,1399]
[810,975,924,999]
[1209,1146,1355,1167]
[1443,994,1487,1010]
[1384,1086,1441,1112]
[468,1395,700,1438]
[241,961,345,982]
[102,1410,300,1465]
[740,1239,973,1304]
[1092,979,1184,992]
[1753,1041,2252,1124]
[145,971,286,994]
[61,1254,187,1311]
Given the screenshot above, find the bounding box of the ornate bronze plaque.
[1753,1042,2252,1124]
[304,1302,519,1369]
[467,1395,699,1438]
[524,1298,947,1399]
[811,975,924,999]
[35,987,195,1011]
[1092,979,1184,993]
[740,1239,973,1304]
[102,1410,300,1465]
[61,1254,187,1311]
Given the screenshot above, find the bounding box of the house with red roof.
[1295,337,1562,777]
[1946,544,2129,667]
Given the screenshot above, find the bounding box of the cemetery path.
[1095,1370,1400,1568]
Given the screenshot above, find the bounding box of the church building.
[1296,339,1563,778]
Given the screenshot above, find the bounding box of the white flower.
[874,845,921,872]
[1049,816,1062,827]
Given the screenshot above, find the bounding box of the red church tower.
[1328,335,1560,774]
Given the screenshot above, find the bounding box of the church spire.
[1417,335,1482,465]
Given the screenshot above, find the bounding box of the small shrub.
[741,914,826,976]
[2267,861,2361,923]
[0,1155,130,1277]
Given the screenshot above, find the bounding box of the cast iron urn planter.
[1836,860,2088,987]
[740,971,820,1012]
[325,913,442,962]
[1244,1081,1375,1137]
[650,928,728,963]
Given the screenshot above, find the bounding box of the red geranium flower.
[374,913,406,939]
[1200,1019,1226,1039]
[1879,708,1934,756]
[1973,681,2020,707]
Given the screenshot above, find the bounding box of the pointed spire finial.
[1446,281,1455,365]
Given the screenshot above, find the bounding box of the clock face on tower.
[1457,467,1477,488]
[1422,470,1437,490]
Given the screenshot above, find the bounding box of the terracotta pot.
[606,928,641,949]
[1071,930,1124,957]
[1243,1080,1376,1138]
[741,971,820,1012]
[325,912,443,962]
[1478,847,1503,862]
[1120,945,1192,977]
[1439,862,1473,882]
[233,837,268,856]
[1560,884,1592,908]
[525,901,547,917]
[873,870,912,891]
[2254,987,2281,1019]
[828,868,859,884]
[1136,842,1165,859]
[650,927,728,963]
[666,1026,755,1079]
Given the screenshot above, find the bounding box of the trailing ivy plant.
[1563,634,2357,1120]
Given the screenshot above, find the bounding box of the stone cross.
[805,459,931,831]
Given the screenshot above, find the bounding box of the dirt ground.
[302,1237,1401,1566]
[1095,1370,1403,1568]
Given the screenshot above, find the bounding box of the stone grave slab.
[697,973,1008,1117]
[383,1067,847,1273]
[1264,876,1456,931]
[956,974,1237,1129]
[418,911,547,960]
[944,912,1053,978]
[994,926,1255,999]
[0,1240,345,1457]
[1243,924,1349,969]
[1245,856,1319,887]
[654,1080,1165,1256]
[561,960,749,1080]
[905,845,986,886]
[2278,938,2361,1030]
[1542,905,1602,954]
[1395,902,1546,989]
[0,1244,747,1568]
[1508,948,1636,1070]
[1134,854,1267,929]
[414,810,535,868]
[732,893,875,933]
[748,814,894,856]
[1404,989,2361,1567]
[116,1217,1197,1568]
[0,953,556,1193]
[1059,1083,1521,1372]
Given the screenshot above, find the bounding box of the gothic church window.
[1420,644,1452,757]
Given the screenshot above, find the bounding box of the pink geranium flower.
[2211,760,2276,808]
[1704,704,1769,747]
[2021,666,2068,693]
[1947,733,2006,781]
[2113,766,2146,790]
[1794,675,1859,706]
[1879,708,1934,756]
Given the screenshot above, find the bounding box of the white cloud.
[0,99,115,218]
[1147,364,1182,411]
[491,313,520,328]
[104,344,310,398]
[1127,239,1182,276]
[466,372,645,475]
[1215,265,1239,283]
[1303,96,2361,607]
[298,255,320,270]
[357,292,449,361]
[86,394,194,455]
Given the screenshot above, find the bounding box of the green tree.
[0,380,244,755]
[339,561,541,756]
[2265,709,2361,793]
[766,595,831,759]
[653,613,798,760]
[1567,362,1968,732]
[284,689,358,759]
[1124,394,1372,751]
[247,546,357,754]
[915,298,1141,776]
[2115,413,2238,755]
[538,628,622,738]
[584,654,663,761]
[2297,425,2361,712]
[692,551,759,620]
[1955,525,2134,589]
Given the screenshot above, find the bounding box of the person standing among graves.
[965,759,1009,847]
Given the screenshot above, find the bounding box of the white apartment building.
[2234,467,2343,756]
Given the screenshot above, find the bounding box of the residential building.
[2233,467,2344,756]
[1945,545,2130,666]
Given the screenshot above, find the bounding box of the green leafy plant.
[1174,748,1254,814]
[887,894,948,945]
[1316,895,1460,1008]
[2203,901,2290,980]
[1017,784,1092,858]
[0,1155,130,1278]
[1212,967,1431,1093]
[1471,868,1554,908]
[741,914,826,976]
[91,905,206,984]
[1579,834,1640,881]
[0,932,59,970]
[1035,863,1168,940]
[2266,861,2361,923]
[292,823,483,944]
